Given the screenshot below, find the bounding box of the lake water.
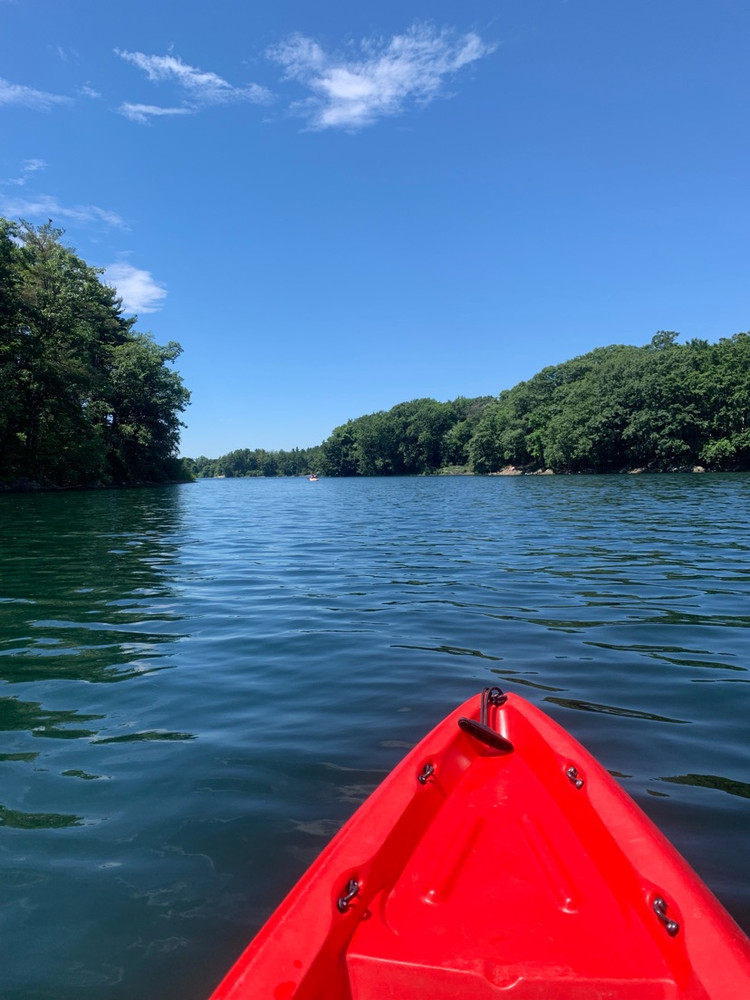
[1,474,749,998]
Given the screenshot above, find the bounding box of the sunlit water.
[1,475,749,998]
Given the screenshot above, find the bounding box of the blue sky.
[2,0,749,458]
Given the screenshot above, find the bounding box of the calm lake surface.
[1,474,749,998]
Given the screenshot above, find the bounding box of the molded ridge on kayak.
[210,690,750,999]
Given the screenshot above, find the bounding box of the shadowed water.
[1,474,749,998]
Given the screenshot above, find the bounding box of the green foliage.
[188,399,494,479]
[321,423,358,476]
[8,216,741,482]
[0,218,190,487]
[106,336,189,482]
[320,397,494,476]
[467,334,750,473]
[185,445,324,479]
[192,330,750,478]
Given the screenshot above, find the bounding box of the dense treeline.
[468,332,750,474]
[190,332,750,477]
[185,445,324,479]
[321,396,492,475]
[0,219,190,488]
[186,396,490,479]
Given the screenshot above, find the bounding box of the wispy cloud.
[1,160,126,228]
[23,158,47,175]
[55,46,80,63]
[1,159,47,187]
[115,49,272,123]
[267,23,494,130]
[104,261,167,314]
[118,102,193,125]
[0,190,126,229]
[0,76,70,110]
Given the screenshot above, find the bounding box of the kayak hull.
[210,691,750,999]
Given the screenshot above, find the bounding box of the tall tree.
[0,218,190,487]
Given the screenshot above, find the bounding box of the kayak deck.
[210,691,750,999]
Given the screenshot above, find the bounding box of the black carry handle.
[458,716,514,753]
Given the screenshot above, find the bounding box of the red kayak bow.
[210,689,750,999]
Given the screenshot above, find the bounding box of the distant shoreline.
[7,464,749,493]
[0,478,194,494]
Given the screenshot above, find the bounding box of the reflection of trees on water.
[0,802,82,829]
[0,697,98,828]
[0,487,195,820]
[0,695,103,739]
[3,621,176,685]
[0,488,188,686]
[661,773,750,799]
[544,695,689,725]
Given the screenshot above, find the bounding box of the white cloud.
[267,23,494,130]
[115,49,272,123]
[56,46,80,63]
[1,159,47,187]
[104,262,167,314]
[0,192,126,228]
[23,158,47,174]
[0,76,70,110]
[117,102,193,125]
[0,162,126,228]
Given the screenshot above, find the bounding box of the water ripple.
[0,475,749,998]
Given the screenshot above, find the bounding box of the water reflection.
[0,488,193,839]
[0,696,102,739]
[586,640,746,673]
[0,488,187,686]
[489,670,564,693]
[92,730,195,744]
[0,488,187,687]
[392,642,501,661]
[1,475,749,998]
[0,626,176,685]
[660,773,750,799]
[545,696,689,725]
[0,803,82,829]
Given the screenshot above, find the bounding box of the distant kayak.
[209,688,750,999]
[307,475,319,481]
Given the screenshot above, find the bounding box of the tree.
[106,336,190,482]
[187,333,750,479]
[465,334,750,474]
[0,220,25,475]
[321,421,360,476]
[698,333,750,468]
[0,218,190,486]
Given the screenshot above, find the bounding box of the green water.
[1,475,749,997]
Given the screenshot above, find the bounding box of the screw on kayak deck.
[566,766,584,789]
[653,896,680,937]
[417,763,435,785]
[337,879,360,913]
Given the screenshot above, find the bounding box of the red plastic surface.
[209,693,750,999]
